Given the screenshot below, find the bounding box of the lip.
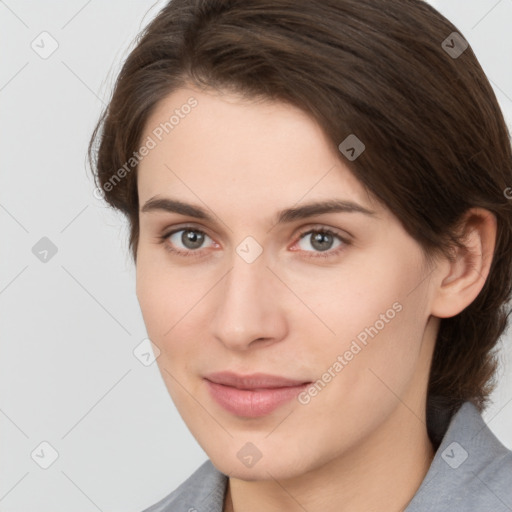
[204,371,311,418]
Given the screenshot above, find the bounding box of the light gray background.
[1,1,511,511]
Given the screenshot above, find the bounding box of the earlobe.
[430,208,497,319]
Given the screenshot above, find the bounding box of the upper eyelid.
[296,226,349,240]
[164,224,213,241]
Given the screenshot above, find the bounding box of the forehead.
[137,87,378,214]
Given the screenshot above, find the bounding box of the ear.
[430,208,497,319]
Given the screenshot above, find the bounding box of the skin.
[135,86,497,512]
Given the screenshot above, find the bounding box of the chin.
[206,441,316,482]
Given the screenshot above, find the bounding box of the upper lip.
[204,371,311,390]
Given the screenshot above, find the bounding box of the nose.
[210,248,288,351]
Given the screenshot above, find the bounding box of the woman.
[89,0,512,510]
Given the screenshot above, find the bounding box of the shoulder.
[142,459,228,512]
[406,401,512,512]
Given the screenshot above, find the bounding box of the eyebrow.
[140,196,376,224]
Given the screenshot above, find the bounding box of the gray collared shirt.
[143,401,512,511]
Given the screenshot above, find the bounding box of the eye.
[293,227,349,258]
[160,226,217,257]
[159,225,350,260]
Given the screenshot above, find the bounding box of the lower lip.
[205,380,310,418]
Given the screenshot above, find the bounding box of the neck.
[224,401,435,512]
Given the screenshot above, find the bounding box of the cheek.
[136,260,200,399]
[136,264,172,338]
[294,248,430,403]
[136,247,204,337]
[135,252,216,380]
[279,250,413,348]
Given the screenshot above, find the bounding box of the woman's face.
[135,86,439,479]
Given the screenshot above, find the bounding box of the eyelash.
[158,225,351,260]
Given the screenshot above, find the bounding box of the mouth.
[204,371,312,418]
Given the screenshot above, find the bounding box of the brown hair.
[89,0,512,427]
